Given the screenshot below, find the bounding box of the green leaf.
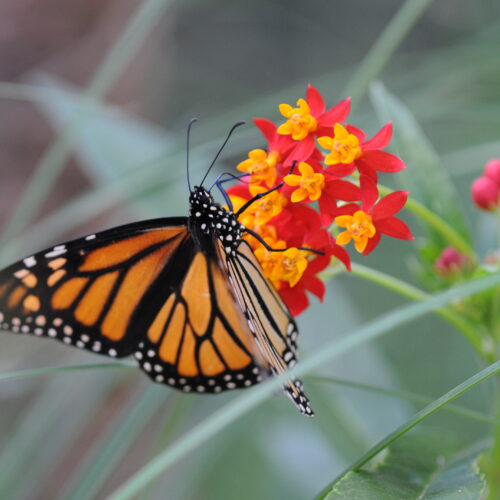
[318,431,487,500]
[369,81,471,244]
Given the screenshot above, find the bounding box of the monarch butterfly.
[0,121,317,416]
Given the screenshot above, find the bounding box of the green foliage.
[318,431,486,500]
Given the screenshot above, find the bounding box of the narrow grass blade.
[309,376,499,426]
[0,362,133,382]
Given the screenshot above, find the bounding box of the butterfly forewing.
[0,218,189,358]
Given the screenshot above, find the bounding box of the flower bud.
[484,158,500,185]
[435,247,470,277]
[471,176,500,211]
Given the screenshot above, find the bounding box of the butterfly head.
[189,186,244,255]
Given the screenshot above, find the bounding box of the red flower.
[319,122,406,180]
[334,175,413,255]
[277,84,351,165]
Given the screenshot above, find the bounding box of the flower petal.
[372,191,408,219]
[279,284,309,317]
[318,97,351,126]
[306,84,325,116]
[333,203,358,217]
[360,150,406,173]
[363,232,381,255]
[360,174,379,211]
[253,118,277,145]
[362,122,392,151]
[317,136,334,149]
[279,103,293,117]
[325,178,361,201]
[375,217,413,240]
[291,188,308,203]
[345,124,366,143]
[284,136,316,165]
[325,163,356,178]
[283,174,301,186]
[302,275,326,300]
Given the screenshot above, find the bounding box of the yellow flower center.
[335,210,376,253]
[236,149,279,188]
[246,185,287,225]
[318,123,362,165]
[277,98,317,141]
[270,248,308,287]
[283,161,325,203]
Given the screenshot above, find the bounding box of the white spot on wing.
[24,256,36,268]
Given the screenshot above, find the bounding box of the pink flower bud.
[471,176,500,211]
[484,158,500,185]
[435,247,470,277]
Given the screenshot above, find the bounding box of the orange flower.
[284,162,325,202]
[318,123,361,165]
[277,98,317,141]
[246,185,288,225]
[270,248,309,287]
[335,210,376,253]
[236,149,279,187]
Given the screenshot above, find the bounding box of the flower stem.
[378,185,476,260]
[344,262,488,358]
[486,375,500,499]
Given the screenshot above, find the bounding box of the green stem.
[327,262,488,359]
[308,375,500,426]
[378,184,476,259]
[0,362,134,382]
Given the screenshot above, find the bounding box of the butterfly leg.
[243,228,324,256]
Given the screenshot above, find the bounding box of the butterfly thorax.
[188,186,244,256]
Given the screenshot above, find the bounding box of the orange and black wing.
[136,248,264,392]
[220,239,314,416]
[0,218,264,392]
[0,218,190,358]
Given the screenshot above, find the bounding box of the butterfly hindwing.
[222,240,314,416]
[0,218,190,358]
[134,248,265,393]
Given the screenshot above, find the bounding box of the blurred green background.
[0,0,499,498]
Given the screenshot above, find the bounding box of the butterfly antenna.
[186,117,198,193]
[200,120,246,187]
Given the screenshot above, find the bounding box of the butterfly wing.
[219,239,314,417]
[0,218,190,357]
[0,217,264,392]
[136,245,264,392]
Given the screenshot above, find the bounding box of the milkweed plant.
[226,86,500,499]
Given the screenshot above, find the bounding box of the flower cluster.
[228,85,413,315]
